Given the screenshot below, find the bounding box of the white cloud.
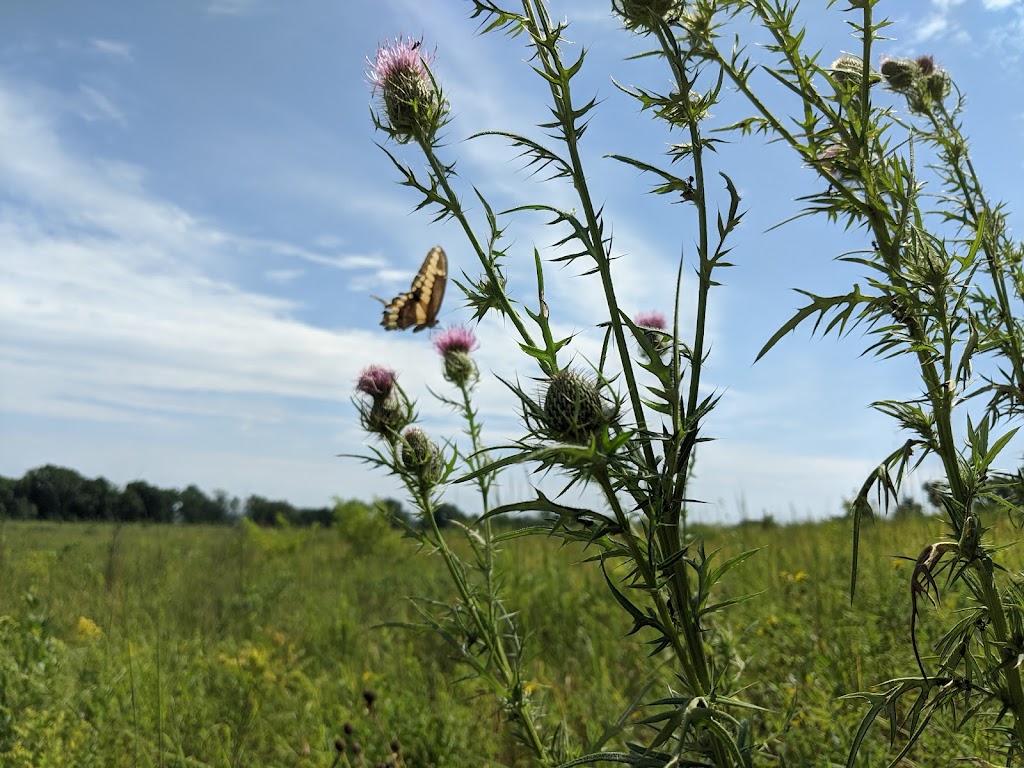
[77,84,125,124]
[89,38,134,60]
[206,0,261,16]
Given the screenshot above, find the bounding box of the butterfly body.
[376,246,447,332]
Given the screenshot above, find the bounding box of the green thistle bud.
[542,370,607,444]
[925,69,950,104]
[443,350,477,386]
[880,57,918,91]
[365,394,410,437]
[401,428,443,484]
[613,0,680,31]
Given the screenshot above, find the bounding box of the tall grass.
[1,515,1017,766]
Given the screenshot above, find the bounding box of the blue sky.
[1,1,1022,523]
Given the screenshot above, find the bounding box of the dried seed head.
[363,689,377,711]
[542,370,607,444]
[831,55,865,86]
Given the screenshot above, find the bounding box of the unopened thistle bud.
[368,37,448,143]
[925,69,950,104]
[880,56,918,91]
[542,370,608,444]
[612,0,680,31]
[400,428,443,484]
[433,325,478,387]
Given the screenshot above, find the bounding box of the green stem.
[415,138,538,351]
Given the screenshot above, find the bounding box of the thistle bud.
[831,55,865,86]
[433,326,479,387]
[612,0,680,31]
[542,370,608,444]
[368,37,448,143]
[355,365,412,439]
[401,428,444,484]
[925,69,950,104]
[880,56,918,91]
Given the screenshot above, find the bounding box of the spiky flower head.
[355,365,411,438]
[400,427,444,484]
[433,325,479,387]
[634,310,670,356]
[634,311,666,330]
[612,0,681,32]
[830,54,865,86]
[542,369,608,444]
[356,364,397,400]
[368,37,447,143]
[880,56,918,92]
[915,55,936,76]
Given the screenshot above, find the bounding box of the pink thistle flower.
[433,325,478,356]
[433,326,478,387]
[367,37,432,96]
[356,364,397,399]
[634,311,667,330]
[367,37,446,142]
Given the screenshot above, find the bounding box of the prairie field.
[0,513,1018,767]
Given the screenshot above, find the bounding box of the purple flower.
[367,37,446,141]
[356,365,397,399]
[433,325,478,356]
[367,37,432,96]
[634,311,667,330]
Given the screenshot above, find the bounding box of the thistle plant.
[364,4,761,764]
[683,1,1024,762]
[357,1,1022,766]
[351,330,559,765]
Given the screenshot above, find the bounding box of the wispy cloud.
[77,84,125,124]
[206,0,261,16]
[89,38,133,61]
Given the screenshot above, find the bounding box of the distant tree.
[179,485,227,524]
[293,506,334,526]
[16,465,89,520]
[0,475,14,518]
[892,496,925,520]
[126,480,176,523]
[74,476,116,520]
[245,495,297,526]
[214,490,242,519]
[116,487,146,522]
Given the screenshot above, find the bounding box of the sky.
[1,1,1022,524]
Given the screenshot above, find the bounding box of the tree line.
[0,464,473,528]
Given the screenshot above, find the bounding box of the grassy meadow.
[0,512,1017,767]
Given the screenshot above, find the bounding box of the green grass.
[0,513,1018,766]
